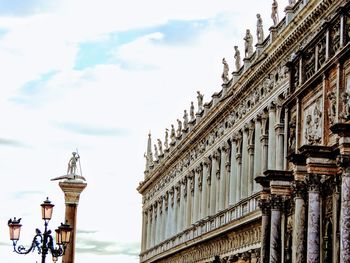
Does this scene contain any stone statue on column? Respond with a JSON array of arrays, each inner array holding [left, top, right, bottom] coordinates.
[[256, 14, 264, 44], [197, 91, 204, 112], [190, 101, 195, 120], [183, 110, 189, 130], [244, 29, 254, 58], [271, 0, 279, 26], [221, 57, 230, 84], [176, 119, 182, 137], [234, 46, 241, 71]]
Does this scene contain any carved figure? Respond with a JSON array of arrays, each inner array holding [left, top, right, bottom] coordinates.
[[154, 144, 159, 161], [183, 110, 189, 130], [234, 46, 241, 71], [176, 119, 182, 137], [157, 139, 163, 155], [288, 116, 296, 153], [244, 29, 254, 58], [197, 91, 204, 112], [340, 91, 350, 121], [170, 125, 176, 144], [164, 128, 169, 149], [67, 152, 79, 175], [256, 14, 264, 44], [190, 101, 195, 120], [305, 101, 322, 145], [327, 91, 337, 125], [271, 0, 279, 26], [288, 0, 296, 5], [221, 57, 229, 84]]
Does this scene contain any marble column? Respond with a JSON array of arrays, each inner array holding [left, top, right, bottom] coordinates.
[[186, 174, 193, 227], [259, 200, 270, 263], [151, 202, 157, 248], [241, 126, 249, 199], [261, 114, 268, 174], [215, 150, 221, 213], [229, 137, 238, 205], [275, 123, 284, 170], [59, 180, 87, 263], [292, 182, 306, 263], [340, 171, 350, 263], [219, 142, 229, 210], [201, 158, 210, 218], [156, 198, 162, 245], [141, 210, 147, 251], [166, 189, 173, 239], [210, 153, 219, 215], [174, 183, 180, 234], [147, 206, 152, 249], [161, 195, 167, 242], [269, 195, 282, 263], [236, 132, 243, 202], [248, 123, 255, 196], [253, 116, 262, 192], [193, 167, 200, 223], [268, 103, 276, 170], [306, 176, 321, 263], [180, 178, 187, 231]]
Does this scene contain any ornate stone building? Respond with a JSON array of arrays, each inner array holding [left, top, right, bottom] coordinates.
[[137, 0, 350, 262]]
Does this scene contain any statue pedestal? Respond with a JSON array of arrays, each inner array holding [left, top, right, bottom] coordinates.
[[284, 5, 294, 25], [59, 180, 87, 263], [269, 26, 278, 42]]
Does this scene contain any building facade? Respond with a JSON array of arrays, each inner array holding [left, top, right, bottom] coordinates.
[[137, 0, 350, 262]]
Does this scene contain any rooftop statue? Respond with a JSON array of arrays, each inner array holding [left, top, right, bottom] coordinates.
[[157, 139, 163, 155], [170, 124, 176, 143], [164, 128, 169, 149], [183, 110, 189, 130], [177, 119, 182, 137], [271, 0, 279, 26], [288, 0, 296, 6], [190, 101, 195, 120], [244, 29, 254, 58], [221, 58, 229, 84], [51, 151, 86, 181], [197, 91, 204, 112], [256, 14, 264, 44], [234, 46, 241, 71], [154, 144, 159, 161]]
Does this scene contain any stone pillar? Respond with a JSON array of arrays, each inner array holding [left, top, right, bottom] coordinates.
[[165, 190, 171, 239], [175, 183, 180, 234], [268, 103, 276, 170], [161, 195, 167, 242], [269, 195, 282, 263], [215, 150, 221, 213], [180, 177, 187, 231], [236, 133, 243, 202], [253, 116, 262, 192], [259, 200, 270, 263], [275, 123, 284, 170], [219, 142, 229, 210], [141, 210, 147, 251], [306, 175, 321, 263], [330, 123, 350, 263], [59, 180, 87, 263], [292, 181, 306, 263], [229, 137, 238, 205], [146, 206, 152, 249], [261, 114, 268, 174], [156, 198, 162, 245], [241, 126, 249, 199], [248, 123, 255, 196], [193, 167, 200, 223], [186, 174, 193, 227], [201, 158, 210, 218], [210, 153, 219, 215], [150, 203, 156, 248]]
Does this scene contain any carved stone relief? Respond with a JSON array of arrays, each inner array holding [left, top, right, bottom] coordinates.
[[303, 98, 323, 145]]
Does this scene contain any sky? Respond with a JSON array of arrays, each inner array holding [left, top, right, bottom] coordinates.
[[0, 0, 289, 262]]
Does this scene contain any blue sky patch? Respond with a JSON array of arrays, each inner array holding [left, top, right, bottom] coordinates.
[[21, 70, 57, 95], [56, 122, 129, 137], [0, 0, 54, 16], [74, 19, 209, 70]]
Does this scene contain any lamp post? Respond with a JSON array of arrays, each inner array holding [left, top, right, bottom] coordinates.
[[8, 197, 72, 263]]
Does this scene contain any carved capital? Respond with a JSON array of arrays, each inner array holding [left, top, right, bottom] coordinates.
[[306, 174, 322, 192], [269, 195, 284, 210]]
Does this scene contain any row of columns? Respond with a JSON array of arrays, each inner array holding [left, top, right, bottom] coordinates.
[[141, 103, 285, 251], [257, 123, 350, 263]]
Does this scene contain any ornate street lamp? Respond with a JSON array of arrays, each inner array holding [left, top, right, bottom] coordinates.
[[8, 197, 72, 263]]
